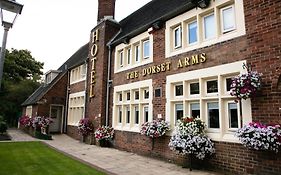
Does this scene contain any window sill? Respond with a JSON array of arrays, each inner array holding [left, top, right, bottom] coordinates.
[[70, 78, 86, 85]]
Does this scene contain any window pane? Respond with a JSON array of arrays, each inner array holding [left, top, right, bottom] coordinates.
[[127, 92, 130, 101], [190, 82, 199, 95], [135, 45, 140, 62], [118, 107, 122, 123], [144, 106, 149, 122], [126, 106, 130, 124], [228, 103, 238, 128], [188, 21, 197, 44], [120, 51, 123, 66], [143, 40, 150, 58], [175, 84, 183, 96], [222, 7, 235, 32], [191, 103, 200, 118], [207, 80, 218, 93], [226, 78, 232, 92], [175, 104, 183, 121], [119, 93, 122, 102], [135, 106, 139, 124], [135, 91, 139, 100], [208, 102, 219, 128], [174, 27, 182, 48], [127, 48, 131, 64], [204, 14, 215, 39], [144, 89, 149, 99]]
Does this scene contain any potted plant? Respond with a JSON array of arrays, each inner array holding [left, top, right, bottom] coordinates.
[[235, 122, 281, 153], [94, 126, 114, 147], [77, 118, 94, 144], [31, 116, 53, 140], [169, 117, 215, 170], [140, 118, 170, 149]]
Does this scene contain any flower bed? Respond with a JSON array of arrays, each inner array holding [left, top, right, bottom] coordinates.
[[236, 122, 281, 153]]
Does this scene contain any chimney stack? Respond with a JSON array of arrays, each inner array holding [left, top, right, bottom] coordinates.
[[98, 0, 116, 22]]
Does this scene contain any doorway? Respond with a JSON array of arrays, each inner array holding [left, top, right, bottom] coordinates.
[[49, 105, 63, 133]]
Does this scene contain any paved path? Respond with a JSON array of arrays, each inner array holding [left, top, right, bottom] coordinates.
[[7, 129, 221, 175]]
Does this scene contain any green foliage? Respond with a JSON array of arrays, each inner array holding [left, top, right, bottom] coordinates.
[[0, 116, 7, 133], [0, 48, 44, 126], [0, 142, 106, 175]]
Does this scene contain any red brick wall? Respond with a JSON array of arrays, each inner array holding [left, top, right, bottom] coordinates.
[[109, 0, 281, 174], [97, 0, 115, 22], [67, 125, 80, 140]]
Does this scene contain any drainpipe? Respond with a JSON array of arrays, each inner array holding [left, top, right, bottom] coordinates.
[[105, 29, 122, 126], [64, 70, 70, 133]]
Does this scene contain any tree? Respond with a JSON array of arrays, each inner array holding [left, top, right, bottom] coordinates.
[[0, 48, 44, 126]]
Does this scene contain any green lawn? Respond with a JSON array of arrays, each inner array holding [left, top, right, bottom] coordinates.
[[0, 142, 106, 175]]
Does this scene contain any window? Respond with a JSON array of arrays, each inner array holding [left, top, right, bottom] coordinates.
[[190, 103, 200, 118], [190, 82, 199, 95], [221, 5, 236, 33], [188, 21, 198, 44], [127, 48, 131, 65], [113, 80, 152, 131], [228, 103, 238, 128], [68, 92, 85, 126], [126, 92, 130, 101], [226, 78, 233, 92], [166, 0, 245, 58], [70, 64, 86, 84], [144, 89, 149, 99], [118, 106, 122, 124], [143, 40, 150, 59], [135, 45, 140, 62], [126, 106, 130, 124], [81, 64, 86, 78], [25, 106, 32, 117], [119, 93, 122, 102], [204, 13, 216, 40], [119, 51, 124, 67], [135, 90, 139, 100], [135, 105, 139, 124], [166, 61, 251, 141], [207, 80, 218, 93], [207, 102, 219, 129], [144, 106, 149, 123], [175, 103, 183, 121], [174, 26, 182, 48], [175, 84, 183, 96]]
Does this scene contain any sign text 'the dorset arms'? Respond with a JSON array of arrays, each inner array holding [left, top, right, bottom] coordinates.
[[126, 53, 207, 80]]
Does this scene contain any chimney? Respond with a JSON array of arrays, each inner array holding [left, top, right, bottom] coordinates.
[[98, 0, 116, 22]]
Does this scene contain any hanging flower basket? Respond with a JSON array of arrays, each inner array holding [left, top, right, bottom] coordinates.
[[140, 119, 170, 138], [235, 122, 281, 153], [77, 118, 94, 137], [230, 71, 262, 100]]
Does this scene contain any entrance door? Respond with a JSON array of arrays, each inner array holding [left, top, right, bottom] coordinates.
[[49, 105, 63, 133]]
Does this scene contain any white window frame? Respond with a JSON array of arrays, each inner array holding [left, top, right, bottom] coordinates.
[[173, 25, 182, 49], [166, 61, 252, 142], [226, 101, 240, 131], [187, 20, 198, 45], [119, 50, 124, 68], [67, 91, 85, 126], [220, 5, 236, 34], [203, 13, 216, 40], [127, 48, 131, 65], [143, 40, 150, 59], [70, 64, 86, 85]]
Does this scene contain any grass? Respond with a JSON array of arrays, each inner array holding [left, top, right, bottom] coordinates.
[[0, 141, 106, 175]]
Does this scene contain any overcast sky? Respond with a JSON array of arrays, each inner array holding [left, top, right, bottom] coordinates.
[[0, 0, 151, 73]]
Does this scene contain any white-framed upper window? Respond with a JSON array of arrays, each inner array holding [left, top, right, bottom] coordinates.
[[143, 40, 150, 59], [135, 44, 140, 62], [174, 26, 182, 49], [70, 64, 87, 84], [127, 48, 131, 65], [175, 84, 183, 96], [119, 51, 124, 67], [188, 21, 198, 44], [221, 5, 236, 33], [203, 13, 216, 40], [165, 0, 246, 58]]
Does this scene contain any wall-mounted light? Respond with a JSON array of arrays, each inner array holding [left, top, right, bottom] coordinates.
[[191, 0, 211, 9]]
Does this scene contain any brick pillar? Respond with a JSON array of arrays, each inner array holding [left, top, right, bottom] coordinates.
[[98, 0, 116, 22]]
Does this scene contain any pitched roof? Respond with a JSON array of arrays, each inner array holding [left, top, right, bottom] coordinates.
[[111, 0, 195, 46], [22, 43, 89, 106]]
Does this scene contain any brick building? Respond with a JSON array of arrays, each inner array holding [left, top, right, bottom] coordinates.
[[23, 0, 281, 174]]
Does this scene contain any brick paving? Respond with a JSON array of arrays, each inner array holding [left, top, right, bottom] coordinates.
[[7, 129, 222, 175]]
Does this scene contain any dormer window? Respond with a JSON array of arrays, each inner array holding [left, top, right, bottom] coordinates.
[[45, 70, 60, 84]]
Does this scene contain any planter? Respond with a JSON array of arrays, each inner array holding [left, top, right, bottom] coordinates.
[[34, 131, 52, 140], [98, 139, 110, 147]]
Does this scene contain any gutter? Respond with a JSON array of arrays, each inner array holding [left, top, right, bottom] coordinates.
[[105, 29, 122, 126], [64, 70, 70, 133]]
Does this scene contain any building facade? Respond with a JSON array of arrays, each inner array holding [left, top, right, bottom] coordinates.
[[23, 0, 281, 174]]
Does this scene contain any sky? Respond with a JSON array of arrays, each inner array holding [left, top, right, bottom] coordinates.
[[0, 0, 151, 73]]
